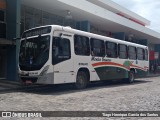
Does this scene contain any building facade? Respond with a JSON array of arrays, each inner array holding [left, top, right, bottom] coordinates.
[[0, 0, 20, 80], [1, 0, 160, 81]]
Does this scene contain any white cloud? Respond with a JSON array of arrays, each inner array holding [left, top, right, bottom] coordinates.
[[112, 0, 160, 33]]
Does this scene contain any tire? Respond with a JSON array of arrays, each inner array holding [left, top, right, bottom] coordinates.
[[75, 71, 88, 89], [127, 70, 135, 83]]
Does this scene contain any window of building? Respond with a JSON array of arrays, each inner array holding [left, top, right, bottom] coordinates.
[[119, 44, 128, 59], [52, 37, 71, 65], [74, 35, 90, 56], [34, 9, 42, 27], [144, 49, 148, 61], [0, 0, 6, 22], [21, 6, 25, 35], [21, 5, 76, 34], [51, 15, 64, 26], [0, 22, 6, 38], [90, 38, 105, 57], [42, 11, 51, 25], [106, 41, 117, 58], [137, 48, 144, 60], [25, 7, 34, 29], [128, 46, 136, 60], [0, 10, 5, 21], [0, 9, 6, 38]]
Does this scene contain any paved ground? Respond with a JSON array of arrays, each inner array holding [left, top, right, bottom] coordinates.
[[0, 76, 160, 120]]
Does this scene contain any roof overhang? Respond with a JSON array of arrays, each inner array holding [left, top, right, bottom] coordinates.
[[22, 0, 160, 44], [87, 0, 150, 26]]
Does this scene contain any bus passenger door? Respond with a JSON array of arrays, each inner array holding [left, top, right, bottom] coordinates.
[[52, 35, 74, 84]]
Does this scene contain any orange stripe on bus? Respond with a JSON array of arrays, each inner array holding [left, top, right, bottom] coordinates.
[[92, 62, 129, 70], [92, 62, 148, 71], [130, 65, 146, 71]]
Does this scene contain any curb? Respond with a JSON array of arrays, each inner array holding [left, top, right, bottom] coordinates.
[[0, 85, 45, 93]]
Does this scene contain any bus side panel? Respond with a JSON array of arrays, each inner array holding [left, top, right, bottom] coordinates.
[[135, 60, 149, 78], [37, 72, 54, 84], [73, 56, 100, 82], [91, 58, 129, 81]]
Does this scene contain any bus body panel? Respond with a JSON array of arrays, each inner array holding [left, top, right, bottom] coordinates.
[[19, 25, 149, 85], [73, 55, 100, 81], [91, 57, 129, 81]]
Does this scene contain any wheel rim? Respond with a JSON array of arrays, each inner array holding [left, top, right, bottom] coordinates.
[[77, 75, 84, 87], [76, 72, 88, 89]]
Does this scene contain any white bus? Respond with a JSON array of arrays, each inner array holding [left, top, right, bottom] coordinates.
[[18, 25, 149, 89]]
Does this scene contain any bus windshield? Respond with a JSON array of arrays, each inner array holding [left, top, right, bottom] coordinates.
[[19, 35, 50, 71]]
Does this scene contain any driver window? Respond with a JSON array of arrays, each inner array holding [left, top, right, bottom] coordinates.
[[52, 37, 71, 65]]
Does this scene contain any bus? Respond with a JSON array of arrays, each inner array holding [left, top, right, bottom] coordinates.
[[18, 25, 149, 89]]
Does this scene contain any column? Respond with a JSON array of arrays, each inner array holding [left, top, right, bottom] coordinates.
[[6, 0, 21, 80]]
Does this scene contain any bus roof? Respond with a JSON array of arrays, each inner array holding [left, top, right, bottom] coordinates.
[[25, 25, 148, 49]]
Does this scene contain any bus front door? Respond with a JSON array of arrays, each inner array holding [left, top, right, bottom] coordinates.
[[52, 36, 74, 84]]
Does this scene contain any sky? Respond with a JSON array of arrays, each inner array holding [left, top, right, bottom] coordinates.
[[112, 0, 160, 33]]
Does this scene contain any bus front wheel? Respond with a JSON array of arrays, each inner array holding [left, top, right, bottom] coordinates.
[[127, 70, 135, 83], [75, 71, 88, 89]]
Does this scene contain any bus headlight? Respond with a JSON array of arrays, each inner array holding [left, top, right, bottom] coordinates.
[[39, 65, 49, 76], [19, 71, 29, 76]]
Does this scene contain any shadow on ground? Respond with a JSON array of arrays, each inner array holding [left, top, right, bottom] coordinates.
[[0, 78, 152, 95]]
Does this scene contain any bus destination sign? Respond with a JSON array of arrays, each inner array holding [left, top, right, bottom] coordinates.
[[22, 26, 51, 38]]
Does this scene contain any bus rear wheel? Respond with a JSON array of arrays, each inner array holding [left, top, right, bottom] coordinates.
[[75, 71, 88, 89], [127, 70, 135, 83]]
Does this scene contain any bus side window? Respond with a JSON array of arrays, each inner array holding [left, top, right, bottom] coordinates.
[[74, 35, 90, 56], [106, 41, 117, 58], [52, 37, 71, 65], [137, 48, 144, 60], [90, 38, 105, 57], [118, 44, 128, 59], [128, 46, 136, 60]]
